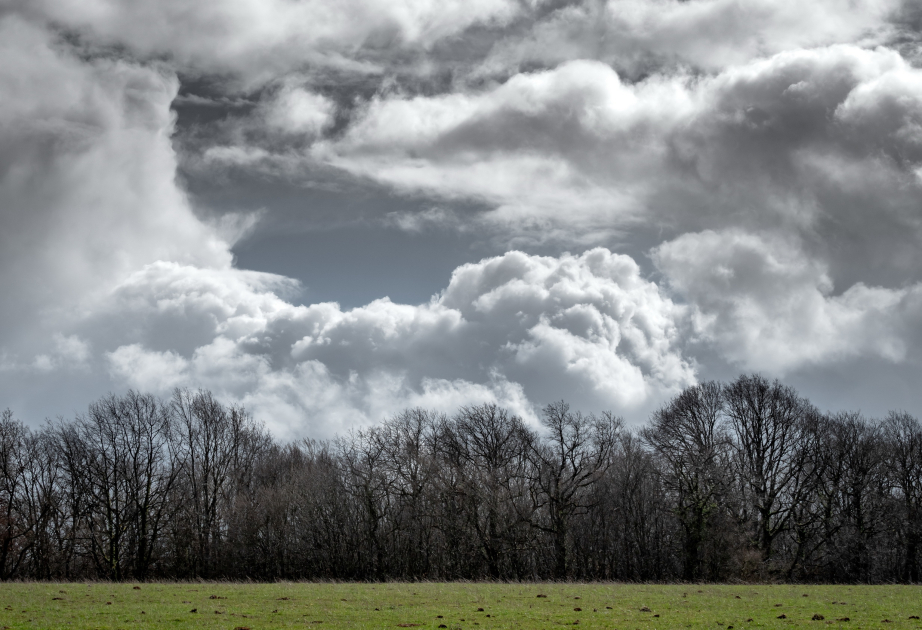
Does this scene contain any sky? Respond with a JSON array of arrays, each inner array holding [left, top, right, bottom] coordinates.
[[2, 0, 922, 439]]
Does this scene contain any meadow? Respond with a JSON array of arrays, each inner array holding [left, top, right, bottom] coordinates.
[[0, 583, 920, 630]]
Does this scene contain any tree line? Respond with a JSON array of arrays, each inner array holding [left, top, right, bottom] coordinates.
[[1, 374, 921, 582]]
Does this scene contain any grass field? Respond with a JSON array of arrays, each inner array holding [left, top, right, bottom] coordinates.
[[0, 582, 920, 630]]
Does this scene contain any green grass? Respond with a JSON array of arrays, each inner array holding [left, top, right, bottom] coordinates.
[[1, 582, 921, 630]]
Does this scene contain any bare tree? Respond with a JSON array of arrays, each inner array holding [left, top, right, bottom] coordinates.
[[820, 413, 885, 581], [171, 388, 265, 578], [286, 440, 357, 578], [16, 427, 62, 579], [438, 403, 536, 579], [55, 392, 178, 580], [724, 374, 817, 566], [0, 410, 33, 578], [777, 409, 832, 580], [642, 381, 731, 580], [377, 408, 442, 578], [881, 411, 922, 583], [336, 426, 395, 580], [530, 401, 621, 579], [585, 431, 673, 580]]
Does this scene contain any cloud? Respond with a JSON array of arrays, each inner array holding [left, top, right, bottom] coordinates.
[[28, 0, 524, 86], [311, 45, 922, 277], [653, 229, 922, 373], [146, 3, 921, 265], [5, 13, 695, 435], [383, 207, 465, 233], [26, 0, 904, 90], [31, 334, 91, 373], [108, 339, 537, 439], [5, 1, 922, 433], [107, 344, 189, 391], [0, 15, 231, 358], [476, 0, 902, 78], [311, 58, 688, 243], [93, 248, 693, 436], [262, 84, 336, 137], [437, 248, 695, 404]]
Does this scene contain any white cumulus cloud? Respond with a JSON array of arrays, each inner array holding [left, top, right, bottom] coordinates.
[[94, 248, 694, 437], [653, 229, 922, 373]]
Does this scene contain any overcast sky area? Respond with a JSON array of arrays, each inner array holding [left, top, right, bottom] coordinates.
[[2, 0, 922, 438]]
